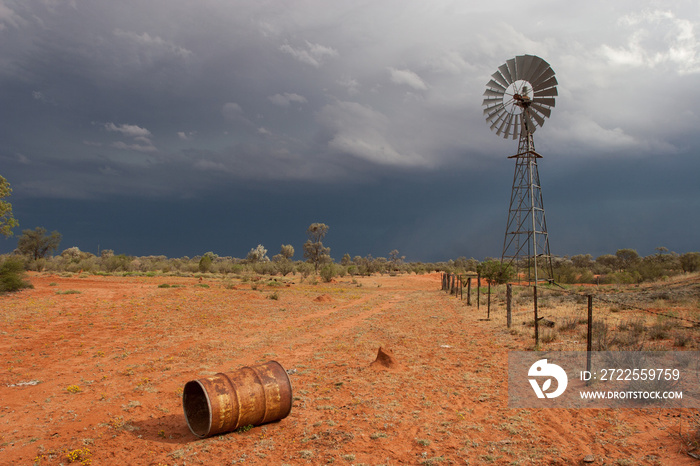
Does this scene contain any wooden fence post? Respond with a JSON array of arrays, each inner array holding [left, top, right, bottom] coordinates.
[[506, 284, 512, 328], [467, 277, 472, 306], [586, 294, 593, 384], [477, 273, 481, 310], [487, 281, 491, 319], [533, 285, 539, 347]]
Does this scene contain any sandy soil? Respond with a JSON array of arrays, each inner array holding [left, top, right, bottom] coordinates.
[[1, 272, 698, 465]]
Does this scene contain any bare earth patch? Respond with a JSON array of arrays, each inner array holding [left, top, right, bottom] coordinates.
[[1, 272, 698, 464]]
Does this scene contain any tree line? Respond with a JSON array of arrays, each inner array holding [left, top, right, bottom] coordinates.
[[1, 177, 699, 291]]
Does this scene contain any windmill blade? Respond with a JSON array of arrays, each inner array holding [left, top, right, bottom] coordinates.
[[503, 113, 515, 138], [528, 108, 545, 127], [483, 88, 505, 98], [531, 70, 556, 90], [515, 55, 533, 81], [485, 106, 504, 122], [482, 97, 502, 108], [512, 113, 521, 139], [496, 112, 511, 137], [533, 86, 558, 97], [530, 102, 552, 118], [483, 103, 503, 115], [486, 79, 506, 91], [532, 97, 556, 107], [522, 55, 538, 80], [524, 58, 550, 84], [491, 70, 509, 89], [485, 104, 505, 122], [506, 58, 517, 83], [522, 111, 537, 134], [498, 63, 513, 84], [490, 111, 507, 131]]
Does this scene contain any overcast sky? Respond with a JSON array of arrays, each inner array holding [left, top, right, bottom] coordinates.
[[1, 0, 698, 261]]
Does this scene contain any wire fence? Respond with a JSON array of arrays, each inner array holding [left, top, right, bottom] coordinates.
[[440, 272, 700, 348]]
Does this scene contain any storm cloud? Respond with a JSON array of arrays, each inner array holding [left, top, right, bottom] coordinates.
[[0, 0, 698, 260]]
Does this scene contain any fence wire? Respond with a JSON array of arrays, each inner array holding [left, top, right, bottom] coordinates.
[[440, 273, 700, 326]]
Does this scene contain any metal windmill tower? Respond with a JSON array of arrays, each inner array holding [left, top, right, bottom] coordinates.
[[482, 55, 557, 284]]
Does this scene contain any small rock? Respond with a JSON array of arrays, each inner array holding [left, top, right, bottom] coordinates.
[[583, 454, 595, 463]]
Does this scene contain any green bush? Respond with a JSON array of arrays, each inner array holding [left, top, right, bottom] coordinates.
[[198, 254, 213, 273], [0, 258, 33, 292], [320, 263, 343, 282]]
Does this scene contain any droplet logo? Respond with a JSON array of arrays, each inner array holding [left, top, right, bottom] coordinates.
[[528, 359, 568, 399]]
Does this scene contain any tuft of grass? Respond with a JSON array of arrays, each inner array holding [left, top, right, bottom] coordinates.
[[540, 328, 557, 343], [268, 291, 280, 300], [673, 331, 691, 347], [558, 316, 579, 332], [56, 289, 81, 295], [649, 321, 671, 340]]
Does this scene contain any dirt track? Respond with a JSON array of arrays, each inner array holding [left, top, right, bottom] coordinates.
[[1, 272, 698, 464]]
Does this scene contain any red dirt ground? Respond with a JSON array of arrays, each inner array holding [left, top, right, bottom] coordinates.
[[1, 272, 698, 465]]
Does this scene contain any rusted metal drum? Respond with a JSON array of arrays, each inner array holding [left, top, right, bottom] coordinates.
[[182, 360, 293, 438]]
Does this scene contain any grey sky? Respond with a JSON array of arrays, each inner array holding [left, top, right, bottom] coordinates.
[[0, 0, 698, 260]]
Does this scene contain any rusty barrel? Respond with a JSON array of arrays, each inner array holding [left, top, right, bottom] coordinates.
[[182, 360, 293, 438]]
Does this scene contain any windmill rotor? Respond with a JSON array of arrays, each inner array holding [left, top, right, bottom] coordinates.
[[482, 55, 557, 139]]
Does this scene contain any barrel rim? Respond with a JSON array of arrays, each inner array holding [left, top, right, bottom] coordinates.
[[182, 379, 213, 438]]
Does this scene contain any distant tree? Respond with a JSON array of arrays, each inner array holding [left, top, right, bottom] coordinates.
[[272, 245, 295, 276], [17, 227, 62, 260], [388, 249, 405, 270], [571, 254, 593, 269], [246, 244, 269, 263], [615, 249, 640, 271], [280, 244, 294, 260], [0, 175, 19, 238], [340, 253, 352, 266], [303, 223, 330, 271], [477, 260, 514, 285], [198, 252, 215, 273], [680, 252, 700, 273], [596, 254, 618, 272]]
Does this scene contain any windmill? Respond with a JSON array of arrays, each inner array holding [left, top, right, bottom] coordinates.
[[482, 55, 557, 285]]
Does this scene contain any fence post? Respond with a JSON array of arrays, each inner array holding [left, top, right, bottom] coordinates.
[[487, 281, 491, 319], [441, 273, 445, 290], [506, 284, 512, 329], [467, 277, 472, 306], [533, 285, 539, 347], [477, 273, 481, 310], [586, 294, 593, 385]]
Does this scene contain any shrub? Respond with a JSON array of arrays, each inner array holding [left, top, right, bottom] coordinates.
[[296, 262, 314, 278], [320, 263, 343, 283], [0, 258, 33, 292], [198, 254, 213, 273]]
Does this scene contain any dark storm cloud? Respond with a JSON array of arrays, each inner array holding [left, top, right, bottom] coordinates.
[[0, 0, 698, 259]]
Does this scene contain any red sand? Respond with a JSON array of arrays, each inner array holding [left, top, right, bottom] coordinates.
[[1, 272, 698, 464]]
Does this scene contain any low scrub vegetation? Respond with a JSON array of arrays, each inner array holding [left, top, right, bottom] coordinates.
[[1, 240, 698, 289]]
